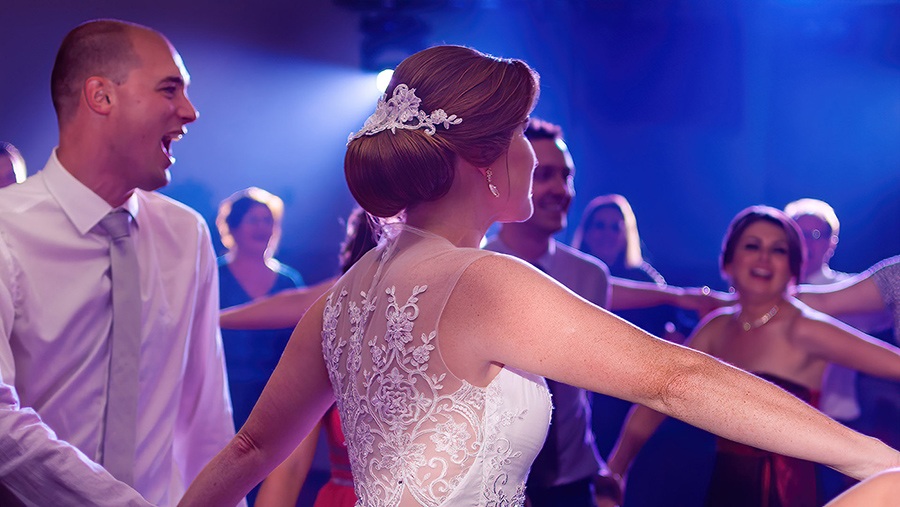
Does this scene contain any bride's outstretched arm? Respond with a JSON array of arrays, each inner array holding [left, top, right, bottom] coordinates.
[[180, 296, 335, 507], [606, 317, 718, 480], [445, 254, 900, 481]]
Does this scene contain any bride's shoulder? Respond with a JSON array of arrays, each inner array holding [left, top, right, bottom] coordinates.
[[453, 252, 548, 298]]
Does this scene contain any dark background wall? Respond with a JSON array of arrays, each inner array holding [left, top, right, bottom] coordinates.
[[2, 0, 898, 288]]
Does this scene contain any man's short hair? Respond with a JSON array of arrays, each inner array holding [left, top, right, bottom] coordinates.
[[50, 19, 143, 123], [524, 118, 563, 141], [784, 198, 840, 237]]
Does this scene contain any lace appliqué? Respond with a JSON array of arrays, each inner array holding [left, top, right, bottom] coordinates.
[[322, 282, 533, 507], [348, 84, 462, 143], [481, 381, 529, 507]]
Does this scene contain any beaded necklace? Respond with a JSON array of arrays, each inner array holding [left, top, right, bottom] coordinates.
[[738, 304, 780, 332]]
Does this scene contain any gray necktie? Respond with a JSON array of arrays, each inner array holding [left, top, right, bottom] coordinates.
[[98, 210, 141, 486]]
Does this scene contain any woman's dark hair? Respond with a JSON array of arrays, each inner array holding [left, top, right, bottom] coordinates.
[[216, 187, 284, 256], [339, 207, 378, 273]]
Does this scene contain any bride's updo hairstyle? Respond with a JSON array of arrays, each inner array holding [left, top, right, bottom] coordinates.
[[345, 45, 540, 218]]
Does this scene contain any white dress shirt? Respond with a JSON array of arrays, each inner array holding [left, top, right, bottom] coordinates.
[[0, 151, 237, 506], [0, 358, 151, 506]]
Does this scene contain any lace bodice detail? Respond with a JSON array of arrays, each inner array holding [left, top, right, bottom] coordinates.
[[321, 226, 551, 507]]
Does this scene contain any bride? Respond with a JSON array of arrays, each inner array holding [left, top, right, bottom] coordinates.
[[178, 45, 900, 507]]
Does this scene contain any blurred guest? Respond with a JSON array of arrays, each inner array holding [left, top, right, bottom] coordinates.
[[785, 198, 845, 285], [573, 194, 662, 284], [785, 199, 897, 502], [609, 206, 900, 507], [572, 194, 692, 479], [785, 198, 857, 419], [216, 187, 303, 505], [485, 118, 620, 507], [0, 141, 26, 187], [215, 187, 303, 428], [573, 193, 686, 339], [784, 198, 893, 336]]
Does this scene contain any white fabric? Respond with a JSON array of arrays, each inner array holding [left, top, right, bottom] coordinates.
[[322, 225, 551, 507], [0, 372, 151, 506], [0, 150, 236, 506]]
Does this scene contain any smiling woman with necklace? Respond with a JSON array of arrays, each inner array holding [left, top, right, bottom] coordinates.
[[608, 205, 900, 507]]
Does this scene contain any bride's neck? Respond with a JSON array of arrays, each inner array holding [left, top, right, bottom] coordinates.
[[405, 204, 490, 249]]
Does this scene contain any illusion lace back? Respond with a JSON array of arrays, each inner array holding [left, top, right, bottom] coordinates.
[[321, 225, 551, 507]]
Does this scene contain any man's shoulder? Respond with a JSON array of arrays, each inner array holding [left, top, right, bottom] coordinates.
[[554, 242, 609, 274]]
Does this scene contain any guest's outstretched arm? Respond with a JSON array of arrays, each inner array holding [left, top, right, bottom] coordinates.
[[254, 419, 322, 507], [798, 275, 884, 316], [606, 404, 667, 479], [220, 278, 336, 330], [799, 255, 900, 316], [609, 277, 733, 316]]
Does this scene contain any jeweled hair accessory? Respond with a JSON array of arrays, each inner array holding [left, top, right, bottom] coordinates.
[[347, 84, 462, 143]]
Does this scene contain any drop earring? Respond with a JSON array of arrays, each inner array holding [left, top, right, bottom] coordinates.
[[486, 168, 500, 198]]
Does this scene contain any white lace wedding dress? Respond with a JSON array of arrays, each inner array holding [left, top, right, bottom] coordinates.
[[321, 225, 551, 507]]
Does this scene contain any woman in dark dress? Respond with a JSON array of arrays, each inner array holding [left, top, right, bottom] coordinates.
[[215, 187, 304, 430], [608, 206, 900, 507]]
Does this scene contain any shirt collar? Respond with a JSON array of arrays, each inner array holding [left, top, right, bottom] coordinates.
[[43, 148, 141, 235]]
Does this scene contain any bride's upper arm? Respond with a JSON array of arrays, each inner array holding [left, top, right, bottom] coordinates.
[[444, 253, 696, 405]]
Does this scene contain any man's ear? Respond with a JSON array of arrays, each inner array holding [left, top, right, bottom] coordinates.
[[84, 77, 113, 115]]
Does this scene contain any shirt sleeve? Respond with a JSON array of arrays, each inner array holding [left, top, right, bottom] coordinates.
[[0, 229, 18, 386], [0, 384, 153, 506], [173, 219, 245, 504], [871, 255, 900, 345], [872, 255, 900, 308], [0, 231, 151, 507]]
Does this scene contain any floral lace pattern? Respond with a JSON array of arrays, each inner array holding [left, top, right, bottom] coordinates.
[[322, 266, 548, 507], [347, 84, 463, 143]]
